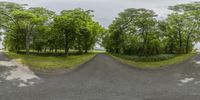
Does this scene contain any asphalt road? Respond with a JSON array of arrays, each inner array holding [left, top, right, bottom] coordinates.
[[1, 52, 200, 100]]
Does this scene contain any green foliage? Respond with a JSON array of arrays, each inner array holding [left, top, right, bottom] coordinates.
[[111, 53, 195, 68], [113, 54, 176, 62], [104, 8, 161, 56], [169, 2, 200, 12], [0, 2, 105, 55], [53, 8, 104, 54], [1, 1, 199, 59], [103, 2, 200, 57]]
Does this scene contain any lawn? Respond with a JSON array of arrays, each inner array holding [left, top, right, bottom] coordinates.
[[5, 52, 96, 70], [110, 53, 196, 69]]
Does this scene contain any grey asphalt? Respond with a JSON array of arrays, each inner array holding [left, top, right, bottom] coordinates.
[[1, 52, 200, 100]]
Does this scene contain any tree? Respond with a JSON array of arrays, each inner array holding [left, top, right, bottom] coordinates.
[[0, 2, 25, 31], [1, 2, 199, 56], [53, 10, 77, 55], [12, 10, 37, 54], [106, 8, 137, 54], [158, 20, 177, 54], [166, 13, 186, 53], [169, 2, 200, 12], [82, 22, 104, 53], [53, 8, 104, 55], [105, 8, 160, 56], [1, 2, 54, 54], [168, 2, 200, 53], [29, 7, 55, 53], [133, 9, 158, 56]]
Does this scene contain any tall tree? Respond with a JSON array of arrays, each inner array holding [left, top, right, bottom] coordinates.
[[168, 2, 200, 53], [105, 8, 159, 56], [53, 9, 81, 55]]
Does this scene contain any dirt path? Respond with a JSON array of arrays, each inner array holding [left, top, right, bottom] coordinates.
[[1, 53, 200, 100]]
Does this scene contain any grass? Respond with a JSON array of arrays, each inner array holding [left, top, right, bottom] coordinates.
[[90, 50, 106, 53], [5, 52, 96, 70], [110, 53, 196, 69], [113, 54, 176, 62]]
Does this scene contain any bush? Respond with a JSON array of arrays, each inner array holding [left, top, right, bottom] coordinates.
[[114, 54, 176, 62]]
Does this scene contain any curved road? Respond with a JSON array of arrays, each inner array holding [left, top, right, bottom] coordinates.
[[1, 52, 200, 100]]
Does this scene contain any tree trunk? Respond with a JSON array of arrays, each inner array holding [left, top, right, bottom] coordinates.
[[179, 36, 182, 53], [178, 29, 182, 54], [115, 48, 119, 54], [55, 46, 57, 53], [170, 43, 173, 54], [44, 48, 46, 53], [84, 49, 88, 53], [65, 46, 69, 55], [78, 43, 82, 54], [186, 33, 191, 53], [26, 32, 30, 55], [64, 33, 68, 55]]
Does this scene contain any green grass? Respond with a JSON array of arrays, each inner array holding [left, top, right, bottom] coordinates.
[[5, 52, 96, 70], [110, 53, 196, 69], [90, 50, 106, 53], [113, 54, 176, 62]]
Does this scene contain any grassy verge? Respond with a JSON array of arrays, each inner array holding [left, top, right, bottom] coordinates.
[[5, 52, 96, 70], [109, 53, 196, 69]]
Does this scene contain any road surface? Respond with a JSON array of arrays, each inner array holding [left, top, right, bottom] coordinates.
[[1, 52, 200, 100]]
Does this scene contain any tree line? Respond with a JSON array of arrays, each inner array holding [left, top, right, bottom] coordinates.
[[102, 2, 200, 56], [0, 2, 200, 56], [0, 2, 105, 55]]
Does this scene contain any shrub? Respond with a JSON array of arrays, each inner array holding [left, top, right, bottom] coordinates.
[[114, 54, 176, 62]]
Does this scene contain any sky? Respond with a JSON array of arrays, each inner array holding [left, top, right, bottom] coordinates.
[[1, 0, 199, 27], [0, 0, 199, 49]]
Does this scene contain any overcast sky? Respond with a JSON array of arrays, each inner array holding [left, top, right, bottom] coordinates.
[[1, 0, 199, 27], [0, 0, 199, 49]]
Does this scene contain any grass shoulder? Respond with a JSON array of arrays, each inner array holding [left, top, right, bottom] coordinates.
[[5, 51, 97, 70], [109, 53, 196, 69]]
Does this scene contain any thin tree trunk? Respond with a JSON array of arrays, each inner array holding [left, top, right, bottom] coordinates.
[[64, 33, 67, 54], [44, 48, 46, 53], [64, 33, 69, 55], [179, 35, 182, 53], [178, 28, 182, 54], [186, 38, 190, 53], [55, 46, 57, 53], [26, 32, 30, 55], [84, 49, 88, 53], [186, 32, 191, 53], [170, 43, 173, 54]]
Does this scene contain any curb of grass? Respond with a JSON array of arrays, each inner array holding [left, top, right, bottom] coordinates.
[[29, 54, 98, 75], [107, 53, 197, 70], [106, 53, 155, 71], [3, 51, 98, 75]]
